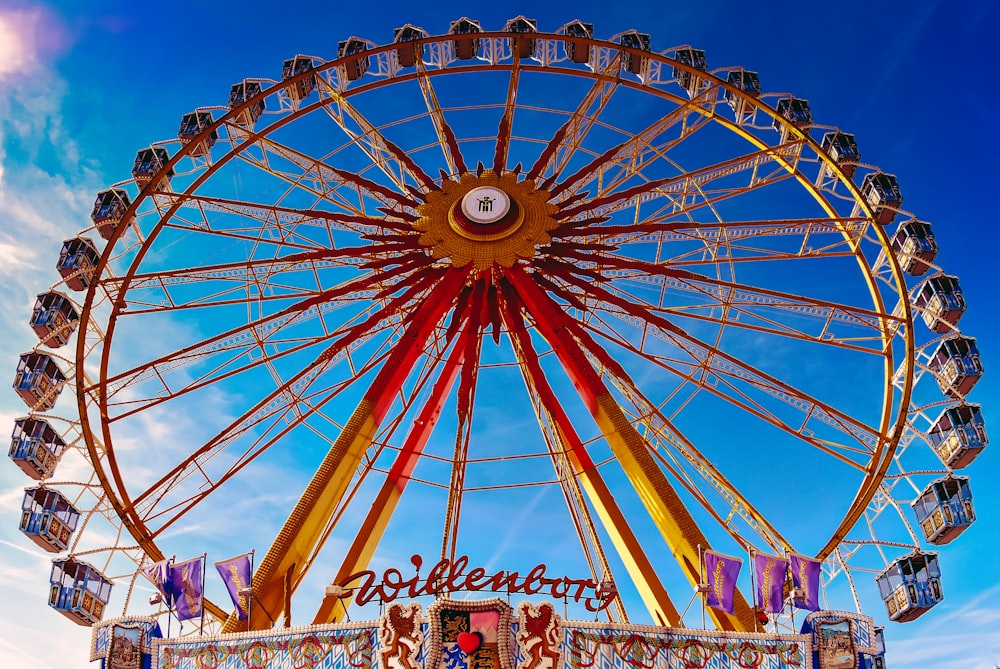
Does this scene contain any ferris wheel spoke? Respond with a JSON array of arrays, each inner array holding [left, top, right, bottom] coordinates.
[[136, 349, 394, 535], [591, 260, 899, 350], [123, 273, 452, 526], [551, 87, 716, 201], [227, 268, 467, 632], [503, 265, 756, 632], [415, 61, 466, 175], [238, 132, 422, 215], [98, 262, 440, 420], [540, 267, 884, 462], [552, 140, 805, 226], [315, 76, 440, 195], [152, 190, 406, 241], [99, 248, 391, 315], [312, 325, 470, 624], [502, 297, 679, 626], [605, 372, 797, 553], [535, 56, 622, 184]]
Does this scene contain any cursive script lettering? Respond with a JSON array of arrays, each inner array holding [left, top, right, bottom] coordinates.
[[713, 559, 727, 606], [338, 554, 614, 611]]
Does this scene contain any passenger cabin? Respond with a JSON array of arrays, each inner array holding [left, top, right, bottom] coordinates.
[[30, 291, 79, 347], [504, 16, 538, 59], [618, 30, 651, 76], [177, 111, 217, 158], [392, 26, 425, 68], [725, 70, 762, 121], [672, 48, 707, 97], [891, 219, 938, 276], [9, 416, 67, 480], [228, 80, 265, 128], [861, 172, 902, 225], [90, 188, 131, 240], [915, 274, 965, 334], [562, 20, 594, 64], [928, 404, 987, 469], [911, 476, 974, 545], [774, 97, 812, 137], [876, 552, 942, 622], [20, 487, 80, 553], [927, 336, 983, 399], [49, 558, 112, 625], [821, 132, 860, 180], [449, 18, 482, 61], [338, 38, 370, 81], [13, 352, 66, 411], [281, 56, 317, 103], [131, 147, 173, 190], [56, 237, 100, 291], [872, 627, 886, 669]]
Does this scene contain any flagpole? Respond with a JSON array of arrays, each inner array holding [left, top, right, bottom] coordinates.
[[248, 549, 255, 631], [199, 553, 208, 636], [167, 556, 175, 639], [786, 551, 796, 632], [698, 544, 706, 630], [748, 548, 759, 633]]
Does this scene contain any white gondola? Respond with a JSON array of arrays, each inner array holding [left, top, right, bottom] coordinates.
[[392, 26, 426, 69], [131, 147, 174, 191], [49, 558, 112, 625], [891, 219, 938, 276], [337, 38, 370, 81], [177, 111, 217, 158], [90, 188, 131, 240], [927, 404, 987, 468], [673, 48, 707, 96], [448, 17, 482, 61], [927, 336, 983, 399], [861, 172, 902, 225], [618, 30, 650, 75], [228, 80, 265, 128], [724, 70, 761, 122], [29, 291, 79, 347], [875, 552, 943, 622], [13, 352, 66, 411], [504, 17, 538, 59], [20, 487, 80, 553], [56, 237, 100, 291], [914, 274, 965, 334], [9, 417, 67, 480], [821, 131, 860, 179], [562, 20, 594, 64], [911, 476, 974, 545], [281, 56, 317, 102]]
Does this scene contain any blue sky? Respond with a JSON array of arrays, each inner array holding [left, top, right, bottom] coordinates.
[[1, 1, 999, 668]]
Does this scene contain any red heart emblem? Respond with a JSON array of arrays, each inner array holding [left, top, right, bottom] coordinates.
[[456, 631, 483, 654]]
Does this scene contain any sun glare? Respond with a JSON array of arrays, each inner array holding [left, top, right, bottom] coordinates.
[[0, 10, 37, 80]]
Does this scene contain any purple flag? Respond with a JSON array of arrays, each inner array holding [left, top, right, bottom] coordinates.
[[215, 553, 252, 620], [704, 550, 742, 614], [789, 553, 821, 611], [169, 557, 205, 621], [754, 553, 789, 614], [142, 559, 174, 606]]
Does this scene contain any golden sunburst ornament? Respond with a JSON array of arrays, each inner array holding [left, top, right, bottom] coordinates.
[[414, 171, 559, 269]]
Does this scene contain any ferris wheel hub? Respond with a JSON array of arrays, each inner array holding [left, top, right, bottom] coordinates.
[[460, 186, 512, 225], [415, 171, 559, 269], [450, 186, 523, 241]]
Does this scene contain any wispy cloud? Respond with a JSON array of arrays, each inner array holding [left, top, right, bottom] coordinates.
[[889, 583, 1000, 668], [0, 5, 70, 84]]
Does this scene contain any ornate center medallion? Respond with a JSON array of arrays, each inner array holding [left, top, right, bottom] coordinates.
[[415, 171, 558, 269]]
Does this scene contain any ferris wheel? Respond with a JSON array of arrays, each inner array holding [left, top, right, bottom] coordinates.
[[10, 17, 986, 637]]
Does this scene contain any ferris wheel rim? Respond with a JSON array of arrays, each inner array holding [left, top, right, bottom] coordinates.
[[65, 26, 917, 631]]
